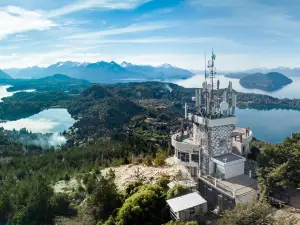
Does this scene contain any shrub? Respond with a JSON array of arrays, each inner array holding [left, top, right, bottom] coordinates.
[[64, 172, 71, 181], [51, 193, 70, 216], [143, 155, 153, 166], [167, 184, 191, 199], [153, 149, 167, 167]]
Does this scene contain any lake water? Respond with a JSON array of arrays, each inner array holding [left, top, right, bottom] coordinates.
[[175, 75, 300, 99], [0, 82, 299, 143], [0, 85, 35, 102], [175, 75, 300, 143], [236, 108, 300, 143], [0, 108, 75, 133]]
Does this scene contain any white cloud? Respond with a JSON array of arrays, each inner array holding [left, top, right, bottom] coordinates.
[[48, 0, 152, 18], [64, 22, 173, 39], [0, 6, 55, 40]]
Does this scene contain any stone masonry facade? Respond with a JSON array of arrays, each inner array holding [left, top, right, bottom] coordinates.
[[208, 125, 235, 157], [197, 124, 235, 175]]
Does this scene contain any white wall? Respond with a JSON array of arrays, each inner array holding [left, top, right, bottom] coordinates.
[[178, 203, 207, 221], [209, 160, 215, 175], [224, 162, 245, 179], [236, 191, 257, 204]]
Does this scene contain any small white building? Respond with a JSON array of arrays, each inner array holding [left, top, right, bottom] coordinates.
[[211, 153, 246, 179], [167, 192, 207, 221]]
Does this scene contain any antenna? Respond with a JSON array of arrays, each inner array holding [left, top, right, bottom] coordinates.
[[204, 52, 207, 80]]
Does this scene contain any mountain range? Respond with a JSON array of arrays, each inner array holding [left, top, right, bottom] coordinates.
[[3, 61, 195, 83]]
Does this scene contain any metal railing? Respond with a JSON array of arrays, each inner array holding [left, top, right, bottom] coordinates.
[[200, 175, 257, 198]]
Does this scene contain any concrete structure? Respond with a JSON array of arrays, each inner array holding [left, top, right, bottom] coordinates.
[[171, 52, 257, 213], [167, 192, 207, 221]]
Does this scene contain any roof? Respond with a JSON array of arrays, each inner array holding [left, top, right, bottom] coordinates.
[[166, 192, 207, 212], [212, 153, 245, 166]]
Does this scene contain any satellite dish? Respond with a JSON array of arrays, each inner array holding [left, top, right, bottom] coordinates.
[[192, 96, 196, 101], [220, 101, 229, 111]]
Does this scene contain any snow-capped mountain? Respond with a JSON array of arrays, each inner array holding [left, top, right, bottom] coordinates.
[[120, 61, 194, 80], [3, 61, 195, 83]]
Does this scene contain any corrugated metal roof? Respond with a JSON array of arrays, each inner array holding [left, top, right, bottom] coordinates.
[[166, 192, 207, 212]]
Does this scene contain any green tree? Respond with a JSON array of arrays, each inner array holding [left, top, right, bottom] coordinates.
[[163, 221, 198, 225], [64, 172, 71, 181], [124, 180, 144, 199], [11, 177, 54, 225], [217, 201, 298, 225], [87, 176, 122, 221], [257, 135, 300, 199], [114, 184, 169, 225], [51, 193, 70, 216], [167, 184, 191, 199]]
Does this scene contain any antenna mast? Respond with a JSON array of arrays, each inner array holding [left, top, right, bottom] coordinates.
[[207, 50, 217, 117]]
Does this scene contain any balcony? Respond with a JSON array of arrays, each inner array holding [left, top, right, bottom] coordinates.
[[171, 133, 199, 152], [232, 127, 253, 155], [232, 127, 253, 144]]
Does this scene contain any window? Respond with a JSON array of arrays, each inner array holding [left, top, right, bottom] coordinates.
[[179, 152, 189, 162], [191, 154, 199, 162]]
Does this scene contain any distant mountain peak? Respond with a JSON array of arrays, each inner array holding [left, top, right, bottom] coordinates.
[[120, 61, 133, 67], [158, 63, 175, 69], [52, 61, 87, 68]]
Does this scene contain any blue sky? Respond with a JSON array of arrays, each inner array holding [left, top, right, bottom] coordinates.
[[0, 0, 300, 71]]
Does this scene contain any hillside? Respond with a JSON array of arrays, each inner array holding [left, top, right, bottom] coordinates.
[[0, 74, 91, 93], [0, 69, 12, 79], [3, 61, 195, 82], [239, 72, 293, 91]]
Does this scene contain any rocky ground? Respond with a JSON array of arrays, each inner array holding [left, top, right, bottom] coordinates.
[[53, 157, 195, 193]]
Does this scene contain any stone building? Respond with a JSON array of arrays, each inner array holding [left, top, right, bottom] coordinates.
[[171, 52, 257, 214]]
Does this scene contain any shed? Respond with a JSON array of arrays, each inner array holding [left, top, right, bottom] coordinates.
[[212, 153, 246, 179], [166, 192, 207, 221]]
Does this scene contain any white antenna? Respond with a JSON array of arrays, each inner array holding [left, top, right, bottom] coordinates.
[[184, 103, 188, 119]]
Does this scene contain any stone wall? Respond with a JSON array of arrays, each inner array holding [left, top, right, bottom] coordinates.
[[208, 125, 235, 157]]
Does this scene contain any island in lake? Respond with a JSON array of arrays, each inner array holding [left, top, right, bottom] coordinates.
[[238, 72, 293, 91]]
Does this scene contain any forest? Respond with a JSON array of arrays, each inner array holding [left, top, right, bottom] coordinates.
[[0, 80, 300, 224]]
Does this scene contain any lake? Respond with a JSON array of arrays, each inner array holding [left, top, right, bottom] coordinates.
[[175, 75, 300, 99], [175, 75, 300, 143], [0, 108, 75, 133], [236, 108, 300, 143], [0, 82, 299, 143], [0, 85, 35, 102]]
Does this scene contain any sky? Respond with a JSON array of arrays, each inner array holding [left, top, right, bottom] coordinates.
[[0, 0, 300, 71]]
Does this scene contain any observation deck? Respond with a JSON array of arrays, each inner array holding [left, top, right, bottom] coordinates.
[[232, 127, 253, 155], [171, 132, 201, 169]]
